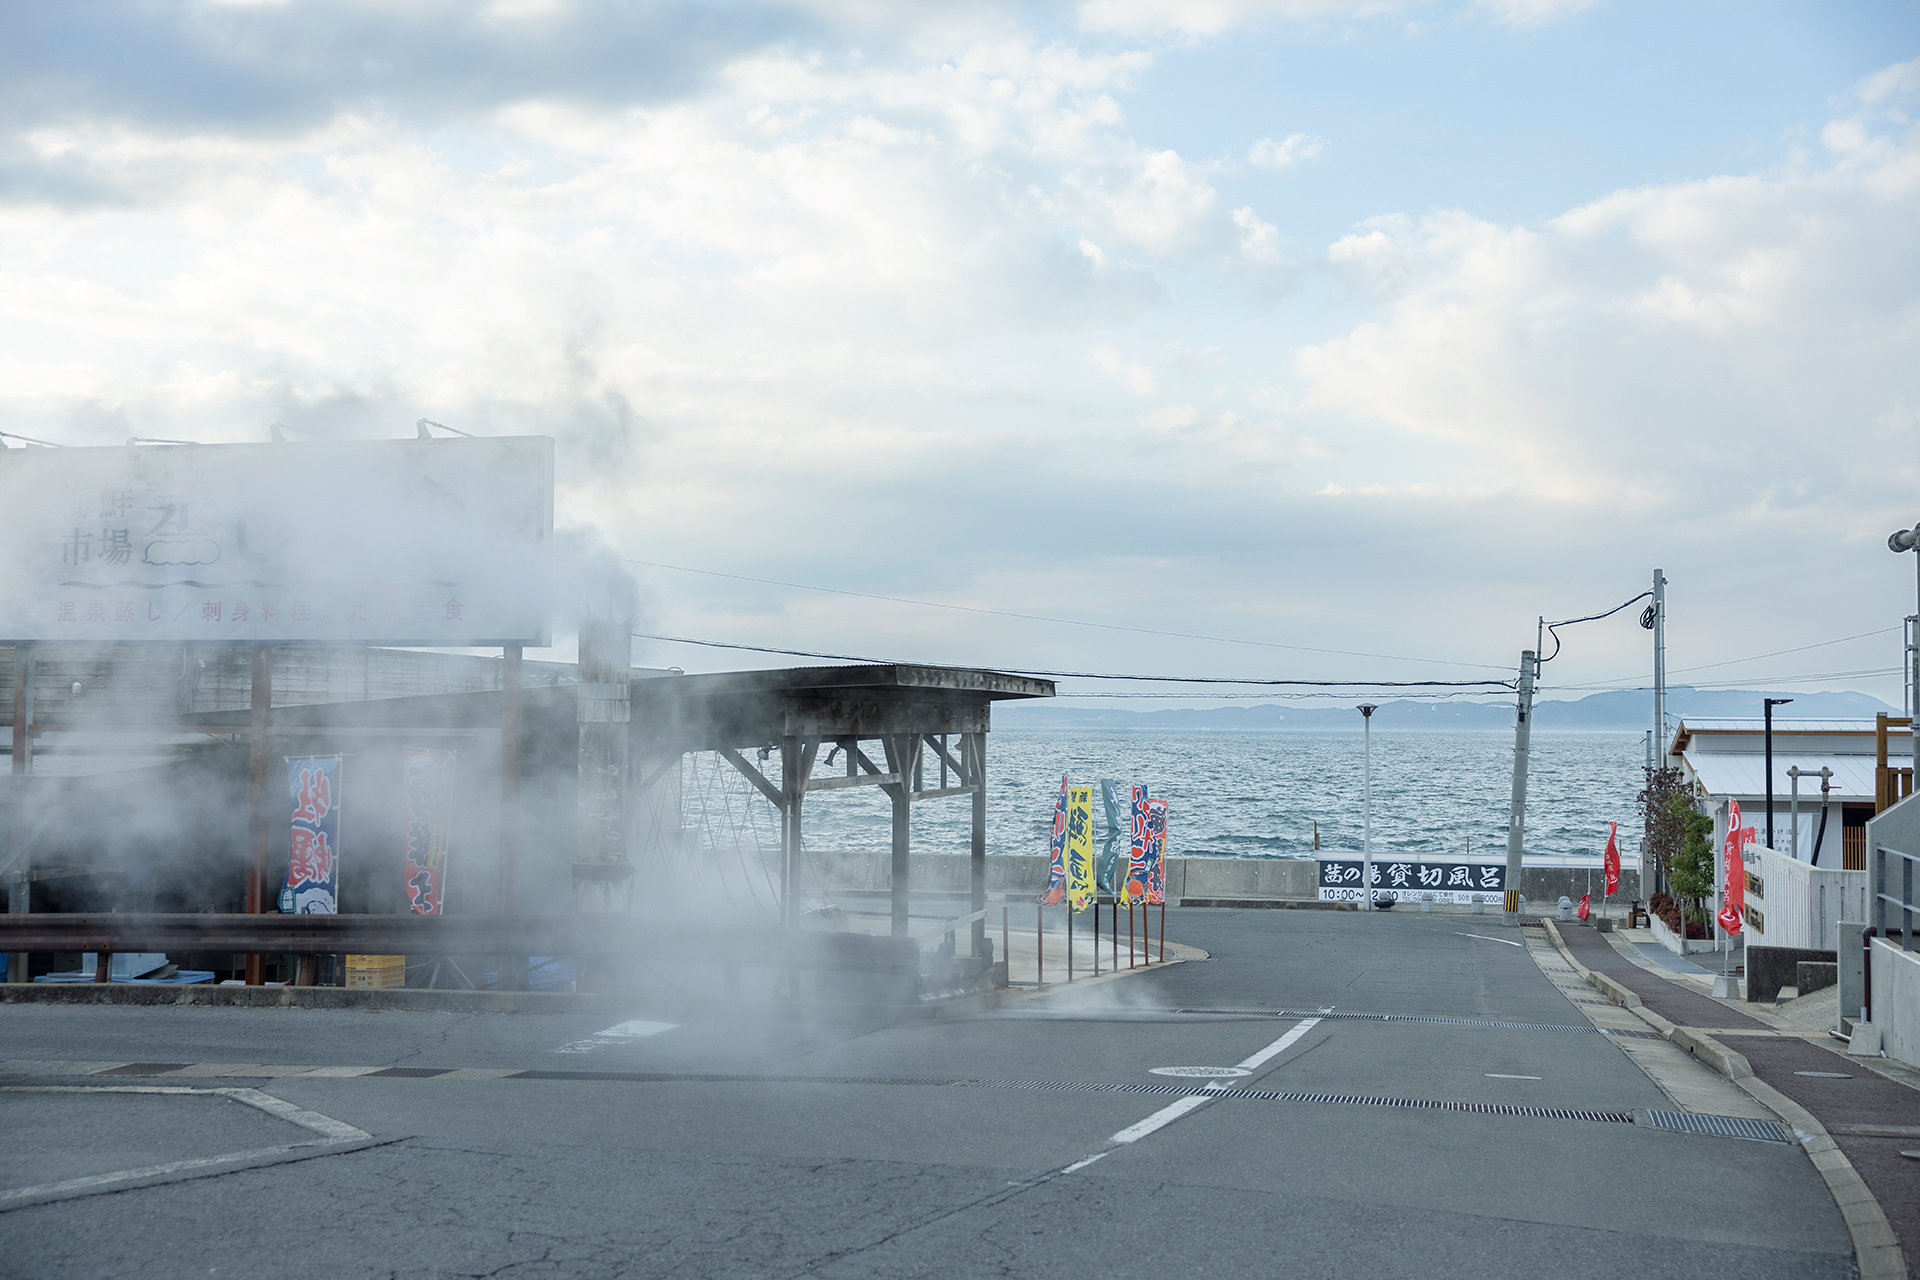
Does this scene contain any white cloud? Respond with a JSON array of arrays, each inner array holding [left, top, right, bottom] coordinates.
[[1078, 0, 1407, 37], [1077, 0, 1599, 35], [1857, 56, 1919, 104], [1295, 71, 1920, 514], [1092, 345, 1157, 394], [1248, 133, 1326, 170], [1232, 206, 1286, 263], [1470, 0, 1601, 28]]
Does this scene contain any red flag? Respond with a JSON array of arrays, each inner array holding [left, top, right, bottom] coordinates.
[[1576, 893, 1591, 920], [1602, 821, 1620, 896], [1717, 800, 1747, 934]]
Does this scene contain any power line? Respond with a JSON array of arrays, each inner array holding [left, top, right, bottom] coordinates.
[[1540, 665, 1902, 694], [1551, 626, 1903, 690], [632, 631, 1517, 688], [1537, 591, 1652, 666], [623, 557, 1512, 673]]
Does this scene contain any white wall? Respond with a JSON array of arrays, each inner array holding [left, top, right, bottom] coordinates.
[[1747, 844, 1868, 951], [1870, 939, 1920, 1070]]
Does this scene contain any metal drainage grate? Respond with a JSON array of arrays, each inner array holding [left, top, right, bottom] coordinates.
[[367, 1066, 460, 1079], [1171, 1009, 1606, 1035], [1641, 1110, 1791, 1143], [97, 1063, 192, 1075], [511, 1070, 1635, 1124], [1226, 1092, 1633, 1123]]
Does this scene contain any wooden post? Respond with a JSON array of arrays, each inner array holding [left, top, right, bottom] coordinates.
[[884, 735, 914, 938], [7, 645, 33, 983], [781, 735, 805, 930], [572, 616, 634, 993], [499, 644, 524, 990], [970, 731, 987, 960], [244, 647, 272, 986]]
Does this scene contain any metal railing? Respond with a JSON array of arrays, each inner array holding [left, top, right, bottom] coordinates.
[[1871, 845, 1918, 951]]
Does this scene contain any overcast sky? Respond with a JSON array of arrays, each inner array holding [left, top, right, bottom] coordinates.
[[3, 0, 1917, 710]]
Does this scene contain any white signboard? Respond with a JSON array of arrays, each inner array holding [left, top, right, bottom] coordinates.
[[0, 437, 553, 645]]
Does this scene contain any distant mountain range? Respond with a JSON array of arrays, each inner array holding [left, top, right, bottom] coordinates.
[[994, 686, 1897, 732]]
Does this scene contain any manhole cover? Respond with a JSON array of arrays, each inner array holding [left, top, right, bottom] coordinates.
[[1794, 1071, 1852, 1079], [1149, 1066, 1251, 1079]]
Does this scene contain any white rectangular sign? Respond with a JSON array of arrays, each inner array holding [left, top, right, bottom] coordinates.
[[0, 437, 553, 645]]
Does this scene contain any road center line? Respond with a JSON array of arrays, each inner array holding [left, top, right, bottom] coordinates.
[[1107, 1018, 1322, 1146]]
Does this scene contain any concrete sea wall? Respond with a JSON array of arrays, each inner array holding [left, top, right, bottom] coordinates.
[[808, 850, 1644, 908]]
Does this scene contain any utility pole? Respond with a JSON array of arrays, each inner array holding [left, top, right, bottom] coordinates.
[[1504, 650, 1535, 924], [1652, 569, 1667, 771], [1358, 704, 1378, 911]]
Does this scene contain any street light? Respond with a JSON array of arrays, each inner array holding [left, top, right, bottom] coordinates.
[[1764, 698, 1792, 850], [1358, 704, 1378, 911], [1888, 524, 1919, 777]]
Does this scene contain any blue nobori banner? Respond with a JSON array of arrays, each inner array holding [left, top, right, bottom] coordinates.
[[1317, 858, 1505, 904], [285, 755, 342, 914]]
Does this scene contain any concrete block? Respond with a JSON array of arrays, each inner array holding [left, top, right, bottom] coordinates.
[[1838, 921, 1866, 1020], [1745, 945, 1835, 1003], [1795, 960, 1837, 994], [1846, 1022, 1882, 1056]]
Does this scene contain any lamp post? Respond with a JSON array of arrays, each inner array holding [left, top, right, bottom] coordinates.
[[1358, 704, 1378, 911], [1764, 698, 1792, 850], [1889, 525, 1920, 779]]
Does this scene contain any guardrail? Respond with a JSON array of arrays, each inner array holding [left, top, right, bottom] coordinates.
[[0, 913, 919, 974], [1872, 845, 1919, 952]]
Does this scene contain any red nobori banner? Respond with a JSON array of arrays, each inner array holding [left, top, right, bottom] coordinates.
[[402, 748, 456, 916], [1718, 798, 1752, 935]]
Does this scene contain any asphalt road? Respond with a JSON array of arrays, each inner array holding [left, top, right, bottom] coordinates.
[[0, 910, 1855, 1279]]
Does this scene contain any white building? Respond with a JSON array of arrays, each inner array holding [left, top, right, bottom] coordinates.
[[1666, 717, 1911, 870]]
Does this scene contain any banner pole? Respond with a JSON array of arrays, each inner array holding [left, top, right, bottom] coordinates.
[[1160, 901, 1166, 964], [1068, 906, 1074, 982], [244, 646, 272, 986], [1036, 902, 1043, 987]]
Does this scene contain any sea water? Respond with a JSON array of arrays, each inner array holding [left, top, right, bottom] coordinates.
[[789, 730, 1647, 864]]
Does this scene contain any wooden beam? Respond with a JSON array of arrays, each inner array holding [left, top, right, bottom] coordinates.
[[909, 786, 978, 802], [806, 773, 903, 792], [717, 746, 785, 808], [923, 734, 967, 786]]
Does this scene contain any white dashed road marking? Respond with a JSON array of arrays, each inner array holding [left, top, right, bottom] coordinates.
[[554, 1020, 679, 1055], [1108, 1018, 1322, 1146]]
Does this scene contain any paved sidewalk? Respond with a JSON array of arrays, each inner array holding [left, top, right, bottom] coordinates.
[[1551, 919, 1920, 1266]]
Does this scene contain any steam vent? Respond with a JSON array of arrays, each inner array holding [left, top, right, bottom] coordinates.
[[2, 645, 1050, 1000]]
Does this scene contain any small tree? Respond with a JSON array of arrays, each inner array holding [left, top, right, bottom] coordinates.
[[1638, 766, 1689, 894], [1666, 794, 1715, 933]]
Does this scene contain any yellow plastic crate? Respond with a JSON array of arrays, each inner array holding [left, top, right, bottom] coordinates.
[[345, 955, 406, 989]]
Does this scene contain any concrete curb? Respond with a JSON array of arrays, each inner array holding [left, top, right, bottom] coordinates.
[[1541, 921, 1906, 1280], [1734, 1074, 1911, 1280], [1542, 920, 1676, 1038], [1667, 1025, 1753, 1080]]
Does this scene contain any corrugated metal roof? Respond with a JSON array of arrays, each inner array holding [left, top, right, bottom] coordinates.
[[1683, 752, 1878, 801], [1677, 718, 1901, 733]]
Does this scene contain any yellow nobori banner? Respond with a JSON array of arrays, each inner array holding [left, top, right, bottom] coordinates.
[[1066, 785, 1096, 911]]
